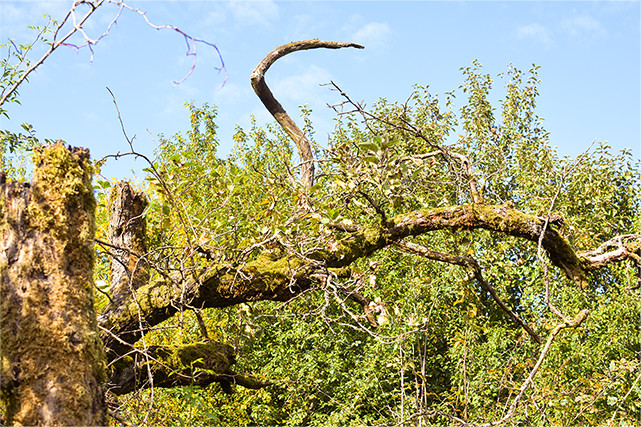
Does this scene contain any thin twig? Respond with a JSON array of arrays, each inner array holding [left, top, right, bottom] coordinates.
[[396, 240, 542, 344]]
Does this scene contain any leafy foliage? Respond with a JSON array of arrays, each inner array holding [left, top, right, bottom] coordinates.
[[0, 16, 61, 181], [2, 20, 637, 421], [99, 61, 640, 426]]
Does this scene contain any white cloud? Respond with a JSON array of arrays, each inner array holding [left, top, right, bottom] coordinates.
[[228, 0, 278, 28], [1, 1, 71, 40], [350, 22, 391, 49], [561, 15, 607, 38], [203, 8, 227, 28], [516, 23, 553, 48], [212, 81, 253, 107], [272, 64, 332, 104]]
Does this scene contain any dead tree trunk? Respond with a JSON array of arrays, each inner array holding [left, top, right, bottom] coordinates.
[[0, 142, 107, 425]]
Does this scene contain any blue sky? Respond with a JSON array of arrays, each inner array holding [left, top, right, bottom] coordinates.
[[1, 1, 639, 180]]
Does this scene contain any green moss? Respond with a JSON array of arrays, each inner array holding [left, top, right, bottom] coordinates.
[[116, 279, 173, 322], [244, 253, 305, 290], [28, 142, 95, 244], [135, 342, 235, 381]]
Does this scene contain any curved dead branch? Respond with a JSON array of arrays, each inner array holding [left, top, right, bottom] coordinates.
[[250, 39, 364, 202]]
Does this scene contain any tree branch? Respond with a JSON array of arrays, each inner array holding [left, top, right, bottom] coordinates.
[[579, 234, 641, 270], [475, 309, 589, 427], [107, 341, 270, 395], [395, 240, 542, 344], [100, 203, 593, 357]]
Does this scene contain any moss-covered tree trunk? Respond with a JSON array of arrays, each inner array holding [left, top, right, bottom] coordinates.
[[0, 143, 107, 425]]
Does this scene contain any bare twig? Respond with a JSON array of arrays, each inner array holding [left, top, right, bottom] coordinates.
[[607, 368, 641, 426], [1, 0, 225, 109], [104, 87, 196, 248], [395, 240, 542, 344], [1, 0, 106, 107], [358, 189, 388, 224]]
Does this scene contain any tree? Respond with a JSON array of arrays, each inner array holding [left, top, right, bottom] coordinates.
[[1, 22, 639, 427]]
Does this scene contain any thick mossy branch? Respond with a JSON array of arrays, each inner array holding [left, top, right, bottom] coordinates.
[[100, 202, 589, 360], [107, 341, 269, 395], [99, 252, 315, 359], [312, 203, 586, 287]]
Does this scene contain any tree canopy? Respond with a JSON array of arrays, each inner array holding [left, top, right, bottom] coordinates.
[[1, 14, 639, 427]]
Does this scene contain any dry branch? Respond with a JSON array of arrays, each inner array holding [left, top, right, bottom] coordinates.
[[250, 39, 364, 206]]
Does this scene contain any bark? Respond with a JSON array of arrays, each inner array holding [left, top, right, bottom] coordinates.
[[99, 252, 316, 360], [98, 182, 154, 364], [0, 142, 107, 426]]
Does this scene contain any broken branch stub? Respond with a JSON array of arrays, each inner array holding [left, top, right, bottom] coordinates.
[[107, 180, 149, 305], [250, 39, 364, 208]]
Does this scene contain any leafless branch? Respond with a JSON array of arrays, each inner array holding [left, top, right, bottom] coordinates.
[[1, 0, 225, 109], [250, 39, 364, 208], [579, 234, 641, 269]]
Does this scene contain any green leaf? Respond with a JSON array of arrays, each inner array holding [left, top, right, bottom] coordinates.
[[363, 155, 379, 164], [96, 180, 111, 189]]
